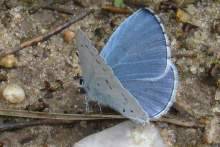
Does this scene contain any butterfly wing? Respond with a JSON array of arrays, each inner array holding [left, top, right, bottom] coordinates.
[[76, 30, 148, 123], [100, 8, 170, 80], [120, 61, 178, 119], [77, 8, 178, 122]]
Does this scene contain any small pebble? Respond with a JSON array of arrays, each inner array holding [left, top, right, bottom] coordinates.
[[0, 71, 8, 81], [210, 64, 220, 80], [190, 66, 197, 74], [2, 84, 25, 104], [212, 104, 220, 114], [63, 30, 75, 43], [0, 54, 17, 68], [212, 20, 220, 35], [215, 89, 220, 101]]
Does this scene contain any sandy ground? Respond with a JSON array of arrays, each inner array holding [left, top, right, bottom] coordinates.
[[0, 0, 220, 146]]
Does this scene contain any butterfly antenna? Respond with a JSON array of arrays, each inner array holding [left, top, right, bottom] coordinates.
[[97, 103, 103, 113], [84, 96, 91, 113]]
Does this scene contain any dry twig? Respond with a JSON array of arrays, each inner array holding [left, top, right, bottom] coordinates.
[[154, 117, 205, 128], [0, 109, 123, 120], [102, 5, 131, 14], [0, 109, 205, 132], [0, 9, 93, 58], [0, 120, 74, 132], [172, 52, 197, 58]]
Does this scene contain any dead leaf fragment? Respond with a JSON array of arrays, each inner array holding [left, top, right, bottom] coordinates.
[[176, 8, 191, 23]]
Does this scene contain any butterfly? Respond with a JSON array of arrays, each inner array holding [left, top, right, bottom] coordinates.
[[76, 8, 178, 124]]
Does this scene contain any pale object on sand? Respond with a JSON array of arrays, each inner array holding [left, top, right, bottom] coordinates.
[[74, 121, 166, 147], [3, 84, 25, 104]]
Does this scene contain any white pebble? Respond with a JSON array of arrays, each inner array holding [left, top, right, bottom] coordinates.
[[74, 121, 165, 147], [3, 84, 25, 104], [190, 66, 197, 74]]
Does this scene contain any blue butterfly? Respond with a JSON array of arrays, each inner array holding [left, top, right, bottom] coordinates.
[[76, 8, 178, 124]]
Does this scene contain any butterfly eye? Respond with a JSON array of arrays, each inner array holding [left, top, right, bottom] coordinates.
[[77, 87, 86, 94], [79, 78, 84, 85]]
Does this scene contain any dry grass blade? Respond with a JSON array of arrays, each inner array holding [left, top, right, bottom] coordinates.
[[0, 120, 74, 132], [0, 109, 205, 129], [0, 109, 124, 120], [154, 117, 205, 128], [102, 5, 131, 14]]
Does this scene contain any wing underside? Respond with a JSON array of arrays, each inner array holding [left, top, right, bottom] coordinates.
[[121, 61, 178, 119], [76, 30, 149, 123], [76, 8, 178, 123]]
